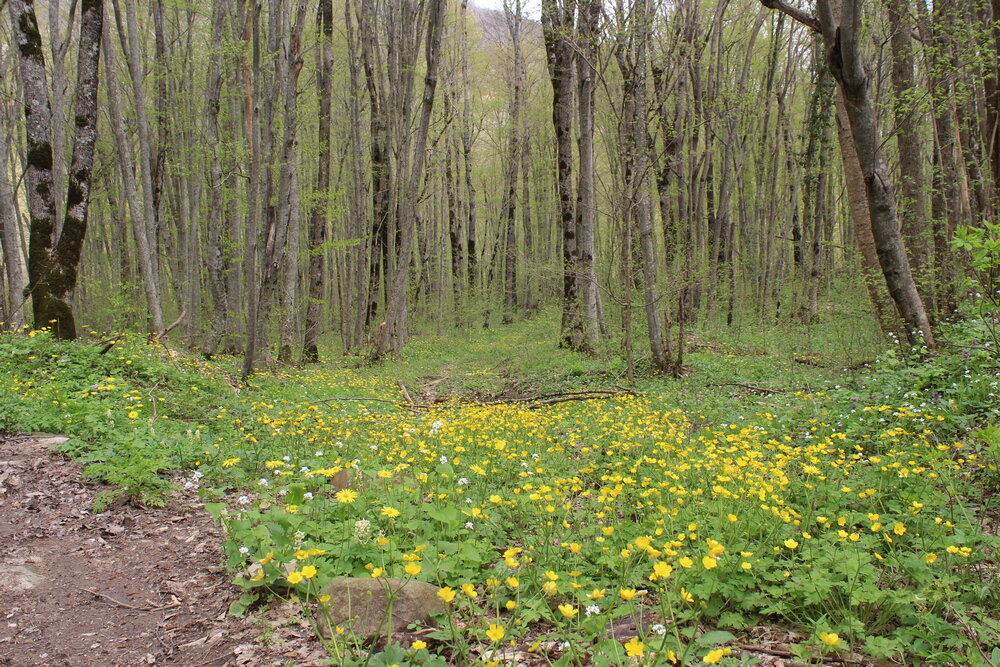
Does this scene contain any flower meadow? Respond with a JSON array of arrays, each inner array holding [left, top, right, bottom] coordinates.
[[1, 322, 999, 665]]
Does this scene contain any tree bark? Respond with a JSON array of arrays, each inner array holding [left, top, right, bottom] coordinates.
[[102, 13, 164, 336], [203, 0, 232, 358], [10, 0, 103, 339], [303, 0, 333, 363], [575, 0, 600, 350], [762, 0, 934, 346], [0, 91, 28, 328], [501, 0, 524, 325], [542, 0, 584, 350], [887, 0, 930, 300]]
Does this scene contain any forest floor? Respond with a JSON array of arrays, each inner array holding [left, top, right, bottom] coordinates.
[[0, 433, 327, 667], [0, 307, 998, 666]]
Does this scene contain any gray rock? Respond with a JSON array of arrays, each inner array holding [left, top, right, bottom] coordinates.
[[29, 434, 70, 449], [313, 577, 444, 640], [0, 564, 45, 592]]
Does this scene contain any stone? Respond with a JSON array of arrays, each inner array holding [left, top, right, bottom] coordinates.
[[0, 564, 45, 592], [313, 577, 444, 640], [28, 434, 70, 450]]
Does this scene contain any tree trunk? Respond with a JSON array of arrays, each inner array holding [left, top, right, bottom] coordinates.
[[835, 92, 900, 336], [48, 0, 68, 238], [542, 0, 583, 350], [986, 0, 1000, 209], [919, 0, 963, 316], [817, 0, 934, 346], [0, 104, 28, 329], [887, 0, 930, 300], [203, 0, 231, 358], [616, 0, 669, 372], [116, 0, 162, 299], [460, 0, 479, 293], [240, 0, 263, 379], [575, 0, 600, 350], [102, 14, 164, 336], [10, 0, 103, 339], [501, 0, 524, 325], [303, 0, 333, 363], [373, 0, 447, 358], [260, 0, 306, 366]]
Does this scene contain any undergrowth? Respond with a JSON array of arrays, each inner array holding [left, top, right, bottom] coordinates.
[[0, 309, 997, 666]]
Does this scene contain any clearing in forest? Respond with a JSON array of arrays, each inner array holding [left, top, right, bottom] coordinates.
[[0, 318, 998, 666]]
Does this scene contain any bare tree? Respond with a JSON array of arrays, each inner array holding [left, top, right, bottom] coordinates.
[[501, 0, 525, 325], [303, 0, 334, 363], [761, 0, 934, 346], [613, 0, 670, 372], [542, 0, 587, 350], [102, 11, 164, 336], [203, 0, 233, 358], [368, 0, 447, 359]]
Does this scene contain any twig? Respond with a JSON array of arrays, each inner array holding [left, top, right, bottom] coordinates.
[[152, 309, 186, 341], [523, 394, 623, 409], [76, 586, 180, 612], [734, 643, 866, 665], [306, 396, 427, 414], [97, 334, 125, 355], [477, 388, 640, 409], [397, 380, 414, 405], [491, 388, 638, 403], [709, 382, 786, 395], [308, 388, 637, 413]]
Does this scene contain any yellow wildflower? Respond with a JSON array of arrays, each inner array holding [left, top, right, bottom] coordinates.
[[624, 637, 644, 657], [557, 604, 578, 618]]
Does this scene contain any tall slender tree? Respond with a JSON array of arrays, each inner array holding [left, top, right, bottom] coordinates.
[[762, 0, 935, 346]]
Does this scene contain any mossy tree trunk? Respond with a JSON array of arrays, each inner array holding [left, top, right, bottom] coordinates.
[[9, 0, 104, 340]]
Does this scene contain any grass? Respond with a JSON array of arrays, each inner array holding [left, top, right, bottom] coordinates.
[[0, 305, 997, 666]]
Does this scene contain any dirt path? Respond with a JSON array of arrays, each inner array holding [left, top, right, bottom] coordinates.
[[0, 434, 324, 667]]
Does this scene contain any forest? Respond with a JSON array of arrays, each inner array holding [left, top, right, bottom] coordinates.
[[1, 0, 1000, 665]]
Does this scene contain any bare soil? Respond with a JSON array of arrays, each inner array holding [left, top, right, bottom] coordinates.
[[0, 433, 326, 667]]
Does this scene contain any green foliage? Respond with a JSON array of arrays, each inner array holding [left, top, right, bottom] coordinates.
[[2, 312, 998, 665], [0, 328, 245, 510], [953, 222, 1000, 356]]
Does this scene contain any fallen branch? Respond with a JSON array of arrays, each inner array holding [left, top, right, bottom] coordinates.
[[152, 309, 186, 341], [477, 388, 641, 409], [76, 586, 179, 612], [709, 382, 786, 395], [97, 334, 125, 355], [306, 388, 639, 414], [734, 643, 867, 666], [397, 380, 414, 404], [306, 396, 427, 414]]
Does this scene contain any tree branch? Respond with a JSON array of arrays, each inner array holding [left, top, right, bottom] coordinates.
[[758, 0, 820, 33]]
